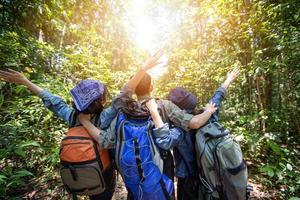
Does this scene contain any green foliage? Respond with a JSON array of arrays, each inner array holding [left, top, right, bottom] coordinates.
[[0, 0, 299, 199]]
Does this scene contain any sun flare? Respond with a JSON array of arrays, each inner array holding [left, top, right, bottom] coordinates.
[[121, 0, 186, 77]]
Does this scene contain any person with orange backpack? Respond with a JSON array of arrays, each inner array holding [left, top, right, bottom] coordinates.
[[0, 69, 115, 200]]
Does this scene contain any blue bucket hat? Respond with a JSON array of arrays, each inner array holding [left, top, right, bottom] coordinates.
[[168, 87, 197, 114], [70, 79, 105, 111]]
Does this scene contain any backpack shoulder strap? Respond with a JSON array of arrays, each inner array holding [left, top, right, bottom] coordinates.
[[69, 110, 78, 128]]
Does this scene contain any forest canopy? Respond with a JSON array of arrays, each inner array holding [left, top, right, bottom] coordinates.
[[0, 0, 299, 199]]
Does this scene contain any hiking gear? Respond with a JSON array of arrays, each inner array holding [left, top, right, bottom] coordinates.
[[195, 121, 248, 200], [115, 112, 174, 200], [70, 79, 105, 111], [168, 87, 197, 113], [60, 117, 111, 198]]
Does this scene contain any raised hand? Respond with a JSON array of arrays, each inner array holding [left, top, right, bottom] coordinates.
[[0, 69, 29, 85], [204, 102, 218, 114], [0, 69, 43, 95], [222, 67, 240, 89], [142, 48, 164, 71]]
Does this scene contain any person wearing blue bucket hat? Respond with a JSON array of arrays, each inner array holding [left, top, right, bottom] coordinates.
[[70, 79, 106, 113], [0, 69, 116, 200]]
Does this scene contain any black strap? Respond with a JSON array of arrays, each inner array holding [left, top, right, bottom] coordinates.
[[69, 165, 77, 181], [93, 141, 104, 170], [69, 110, 78, 128], [72, 193, 78, 200], [133, 137, 145, 182], [227, 160, 247, 175], [94, 113, 101, 126], [159, 179, 172, 200]]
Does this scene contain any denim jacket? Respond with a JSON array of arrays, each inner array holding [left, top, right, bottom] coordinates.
[[153, 86, 227, 178], [38, 90, 118, 131]]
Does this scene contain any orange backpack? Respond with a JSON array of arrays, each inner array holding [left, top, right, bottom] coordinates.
[[60, 123, 111, 198]]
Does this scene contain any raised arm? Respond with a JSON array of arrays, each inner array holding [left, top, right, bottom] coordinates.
[[221, 67, 239, 90], [188, 103, 218, 129], [0, 69, 74, 124], [209, 67, 240, 121], [126, 49, 164, 91], [112, 49, 164, 110], [0, 69, 43, 95]]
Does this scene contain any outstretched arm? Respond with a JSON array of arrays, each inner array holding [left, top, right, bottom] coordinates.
[[0, 69, 43, 95], [221, 67, 239, 90], [188, 103, 218, 129], [126, 49, 164, 92], [0, 69, 74, 125], [113, 49, 164, 110], [209, 67, 240, 121]]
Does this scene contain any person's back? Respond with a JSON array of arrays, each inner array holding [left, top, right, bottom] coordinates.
[[0, 71, 117, 200], [152, 67, 240, 200]]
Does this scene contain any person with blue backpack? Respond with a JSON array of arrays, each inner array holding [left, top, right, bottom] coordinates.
[[79, 49, 219, 200], [151, 67, 240, 200]]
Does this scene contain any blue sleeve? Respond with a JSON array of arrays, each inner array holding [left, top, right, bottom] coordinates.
[[39, 90, 74, 125], [208, 86, 226, 122], [100, 106, 118, 129], [153, 124, 184, 150]]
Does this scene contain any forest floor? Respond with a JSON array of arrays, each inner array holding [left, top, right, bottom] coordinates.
[[20, 173, 280, 200], [111, 175, 279, 200]]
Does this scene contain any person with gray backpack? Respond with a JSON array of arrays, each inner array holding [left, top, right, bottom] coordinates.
[[193, 68, 252, 200], [154, 67, 251, 200]]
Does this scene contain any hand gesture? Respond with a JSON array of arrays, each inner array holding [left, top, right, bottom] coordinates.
[[146, 99, 158, 113], [222, 67, 240, 89], [142, 49, 164, 71], [0, 69, 29, 85], [226, 67, 240, 83], [204, 102, 218, 114]]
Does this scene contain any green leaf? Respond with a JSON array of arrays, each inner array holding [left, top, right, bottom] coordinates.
[[15, 85, 26, 94], [14, 148, 26, 157], [289, 198, 300, 200], [13, 170, 33, 178], [0, 94, 3, 107], [260, 165, 275, 177], [20, 141, 40, 148], [267, 141, 283, 155], [0, 175, 7, 183]]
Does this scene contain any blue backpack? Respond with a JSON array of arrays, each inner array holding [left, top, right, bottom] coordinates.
[[115, 112, 174, 200]]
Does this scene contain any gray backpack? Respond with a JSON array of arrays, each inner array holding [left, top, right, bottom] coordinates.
[[195, 121, 250, 200]]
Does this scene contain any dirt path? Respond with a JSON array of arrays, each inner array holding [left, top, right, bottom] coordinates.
[[112, 175, 280, 200]]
